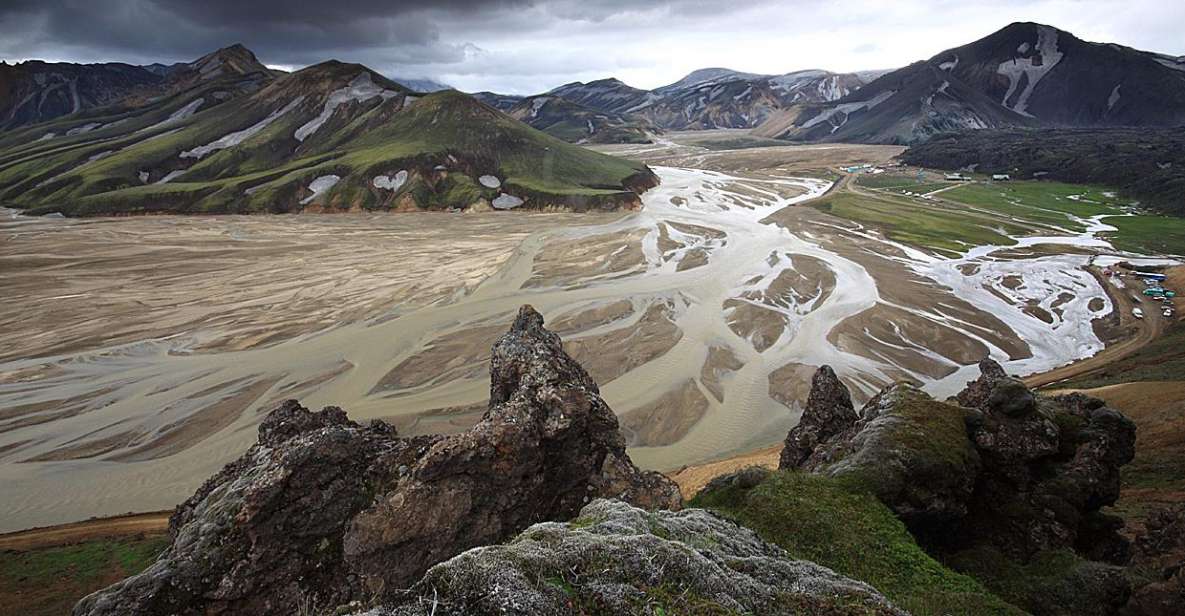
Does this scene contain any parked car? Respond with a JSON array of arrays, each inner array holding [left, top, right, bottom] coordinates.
[[1133, 308, 1144, 319]]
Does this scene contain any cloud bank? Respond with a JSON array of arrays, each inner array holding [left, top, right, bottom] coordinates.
[[2, 0, 1183, 94]]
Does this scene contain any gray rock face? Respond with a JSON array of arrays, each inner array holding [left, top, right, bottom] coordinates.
[[778, 365, 858, 470], [74, 305, 679, 616], [363, 499, 904, 616]]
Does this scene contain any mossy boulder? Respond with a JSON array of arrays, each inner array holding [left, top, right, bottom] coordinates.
[[803, 382, 982, 531], [690, 471, 1024, 615]]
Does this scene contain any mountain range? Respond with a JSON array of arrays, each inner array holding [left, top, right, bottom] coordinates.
[[0, 46, 655, 216], [3, 20, 1185, 211], [476, 68, 881, 143], [474, 22, 1185, 146], [755, 22, 1185, 144]]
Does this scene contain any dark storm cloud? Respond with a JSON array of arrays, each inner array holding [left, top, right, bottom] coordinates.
[[0, 0, 535, 65], [2, 1, 1182, 94]]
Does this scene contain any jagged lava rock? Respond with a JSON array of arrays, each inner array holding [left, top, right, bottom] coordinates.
[[778, 365, 858, 470], [360, 499, 904, 616], [74, 305, 678, 616]]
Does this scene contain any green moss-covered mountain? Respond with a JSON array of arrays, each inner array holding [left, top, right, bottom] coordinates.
[[0, 57, 657, 216]]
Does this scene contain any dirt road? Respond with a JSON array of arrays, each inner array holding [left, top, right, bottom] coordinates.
[[0, 511, 169, 551]]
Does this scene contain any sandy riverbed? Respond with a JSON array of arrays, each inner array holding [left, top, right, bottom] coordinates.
[[0, 138, 1162, 532]]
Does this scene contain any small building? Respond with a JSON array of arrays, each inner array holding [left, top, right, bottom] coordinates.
[[944, 173, 971, 181], [1133, 272, 1168, 281], [992, 174, 1011, 181]]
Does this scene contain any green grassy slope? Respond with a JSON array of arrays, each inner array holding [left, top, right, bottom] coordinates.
[[691, 471, 1025, 615], [0, 535, 167, 616], [837, 174, 1184, 256], [0, 63, 656, 216]]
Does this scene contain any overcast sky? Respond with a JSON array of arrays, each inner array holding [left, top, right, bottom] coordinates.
[[2, 0, 1183, 94]]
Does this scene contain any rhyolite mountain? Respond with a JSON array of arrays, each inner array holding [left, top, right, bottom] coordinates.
[[504, 94, 655, 144], [475, 68, 880, 142], [0, 56, 657, 216], [0, 44, 276, 131], [757, 22, 1185, 144]]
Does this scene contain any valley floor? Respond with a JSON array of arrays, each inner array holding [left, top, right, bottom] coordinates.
[[1, 131, 1180, 536]]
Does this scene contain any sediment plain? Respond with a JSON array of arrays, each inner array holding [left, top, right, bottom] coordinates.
[[0, 134, 1172, 531]]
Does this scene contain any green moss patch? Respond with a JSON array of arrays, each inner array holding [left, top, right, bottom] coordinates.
[[691, 471, 1023, 615], [0, 535, 168, 616]]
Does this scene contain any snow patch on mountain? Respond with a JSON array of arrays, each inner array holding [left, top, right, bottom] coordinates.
[[66, 122, 101, 136], [939, 55, 959, 71], [802, 89, 896, 129], [1107, 85, 1121, 111], [141, 97, 204, 133], [156, 170, 186, 184], [373, 170, 408, 190], [182, 96, 304, 159], [294, 73, 398, 142], [997, 25, 1065, 116], [300, 174, 340, 205], [492, 194, 524, 209]]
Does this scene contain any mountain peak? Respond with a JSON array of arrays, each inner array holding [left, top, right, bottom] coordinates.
[[657, 67, 770, 92], [185, 43, 268, 79]]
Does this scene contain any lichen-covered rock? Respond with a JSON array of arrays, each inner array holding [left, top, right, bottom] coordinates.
[[801, 382, 982, 530], [74, 305, 679, 616], [778, 365, 858, 470], [360, 499, 904, 616]]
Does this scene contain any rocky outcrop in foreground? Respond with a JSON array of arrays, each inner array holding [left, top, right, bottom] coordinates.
[[1125, 504, 1185, 615], [361, 498, 902, 615], [74, 305, 679, 616], [780, 360, 1138, 614]]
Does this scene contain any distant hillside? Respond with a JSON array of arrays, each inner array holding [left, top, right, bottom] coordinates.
[[471, 67, 877, 142], [0, 59, 657, 216], [760, 22, 1185, 144], [505, 94, 654, 144], [542, 69, 873, 132], [901, 127, 1185, 216], [0, 44, 275, 131]]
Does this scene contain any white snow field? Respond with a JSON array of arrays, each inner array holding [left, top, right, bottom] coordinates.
[[181, 96, 305, 159], [300, 174, 341, 205], [294, 73, 399, 142]]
